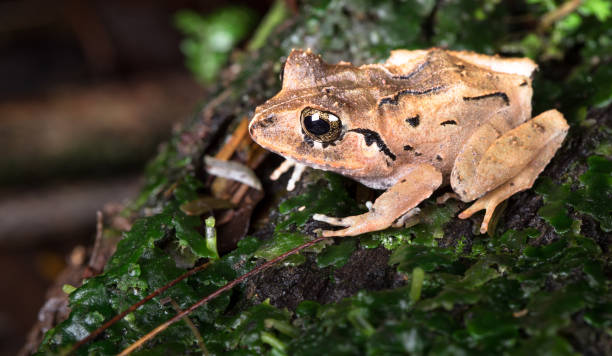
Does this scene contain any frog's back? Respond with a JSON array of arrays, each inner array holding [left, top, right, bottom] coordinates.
[[383, 48, 537, 126], [373, 48, 537, 177]]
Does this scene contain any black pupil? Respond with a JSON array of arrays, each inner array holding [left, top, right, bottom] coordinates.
[[304, 115, 330, 135]]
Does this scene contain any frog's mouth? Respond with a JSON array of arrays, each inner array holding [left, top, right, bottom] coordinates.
[[250, 129, 366, 172], [265, 144, 368, 173]]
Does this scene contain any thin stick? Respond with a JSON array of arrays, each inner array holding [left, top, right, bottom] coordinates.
[[69, 261, 211, 354], [118, 236, 328, 355], [164, 298, 208, 356], [538, 0, 582, 32], [214, 118, 249, 161], [88, 210, 104, 272]]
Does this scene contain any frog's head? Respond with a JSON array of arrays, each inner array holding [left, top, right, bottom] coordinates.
[[249, 49, 395, 178]]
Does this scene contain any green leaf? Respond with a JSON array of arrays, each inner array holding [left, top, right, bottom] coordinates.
[[523, 285, 587, 336], [510, 335, 579, 356], [105, 212, 171, 272], [583, 303, 612, 329], [580, 0, 612, 21], [316, 239, 357, 268], [174, 7, 257, 83], [536, 178, 573, 234], [173, 211, 218, 259], [409, 267, 425, 303], [389, 244, 456, 273], [466, 306, 519, 346], [254, 232, 308, 261]]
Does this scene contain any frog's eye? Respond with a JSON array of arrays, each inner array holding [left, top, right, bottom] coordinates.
[[300, 107, 342, 143]]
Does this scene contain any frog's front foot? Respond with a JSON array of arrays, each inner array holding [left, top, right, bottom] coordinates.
[[313, 212, 392, 237], [270, 158, 307, 191], [313, 164, 442, 237]]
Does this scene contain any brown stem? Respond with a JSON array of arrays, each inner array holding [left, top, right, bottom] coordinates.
[[538, 0, 582, 33], [69, 261, 211, 354], [163, 298, 208, 356], [117, 236, 328, 355]]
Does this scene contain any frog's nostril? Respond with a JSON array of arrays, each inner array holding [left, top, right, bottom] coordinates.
[[249, 114, 276, 139], [260, 115, 276, 127]]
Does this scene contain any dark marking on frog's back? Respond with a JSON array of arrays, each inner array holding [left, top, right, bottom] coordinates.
[[349, 128, 396, 161], [378, 86, 445, 108], [440, 120, 457, 126], [393, 59, 430, 81], [403, 144, 413, 151], [463, 92, 509, 106], [406, 115, 420, 127]]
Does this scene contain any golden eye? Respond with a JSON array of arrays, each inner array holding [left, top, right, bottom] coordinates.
[[300, 107, 342, 143]]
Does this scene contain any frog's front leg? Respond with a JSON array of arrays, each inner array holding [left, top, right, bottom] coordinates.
[[270, 158, 307, 191], [453, 109, 569, 233], [313, 164, 442, 237]]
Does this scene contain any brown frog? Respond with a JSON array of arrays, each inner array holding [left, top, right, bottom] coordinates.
[[249, 48, 569, 237]]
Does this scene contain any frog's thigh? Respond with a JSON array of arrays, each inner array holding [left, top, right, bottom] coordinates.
[[313, 164, 442, 237], [451, 112, 514, 201], [456, 109, 569, 233]]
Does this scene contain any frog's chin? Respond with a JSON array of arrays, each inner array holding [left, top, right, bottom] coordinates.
[[279, 153, 395, 190], [275, 151, 367, 175]]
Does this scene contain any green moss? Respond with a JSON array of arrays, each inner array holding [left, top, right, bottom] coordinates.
[[567, 156, 612, 231], [316, 239, 357, 268], [536, 178, 573, 234], [537, 155, 612, 234], [276, 173, 361, 231]]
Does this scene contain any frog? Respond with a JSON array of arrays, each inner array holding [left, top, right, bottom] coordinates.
[[248, 48, 569, 237]]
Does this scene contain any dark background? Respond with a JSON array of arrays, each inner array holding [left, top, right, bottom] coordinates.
[[0, 1, 269, 354]]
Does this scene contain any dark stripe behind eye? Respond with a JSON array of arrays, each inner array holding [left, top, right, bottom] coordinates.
[[349, 128, 396, 161]]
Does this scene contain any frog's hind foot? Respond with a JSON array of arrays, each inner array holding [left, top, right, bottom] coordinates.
[[456, 109, 569, 234]]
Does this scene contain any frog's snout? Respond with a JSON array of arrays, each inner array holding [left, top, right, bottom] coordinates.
[[249, 112, 272, 137]]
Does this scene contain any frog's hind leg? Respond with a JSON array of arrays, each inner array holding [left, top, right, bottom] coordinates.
[[452, 109, 569, 233]]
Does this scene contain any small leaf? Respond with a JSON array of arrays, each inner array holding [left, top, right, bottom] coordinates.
[[536, 178, 573, 234], [409, 267, 425, 303], [389, 245, 455, 273], [254, 232, 308, 261], [173, 212, 218, 259], [316, 239, 356, 268]]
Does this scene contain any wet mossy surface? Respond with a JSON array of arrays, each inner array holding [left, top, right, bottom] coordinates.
[[37, 0, 611, 355]]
